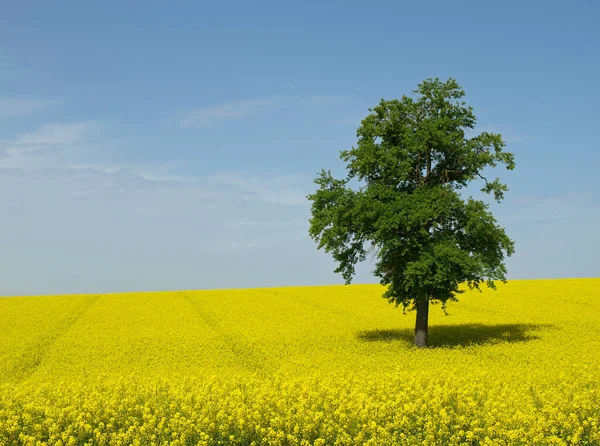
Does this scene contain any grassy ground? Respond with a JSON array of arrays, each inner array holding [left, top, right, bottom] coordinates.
[[1, 279, 599, 445]]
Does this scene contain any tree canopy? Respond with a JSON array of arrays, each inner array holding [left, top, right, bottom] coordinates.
[[307, 78, 515, 347]]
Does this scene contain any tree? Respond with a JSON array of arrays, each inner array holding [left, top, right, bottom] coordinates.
[[307, 78, 515, 348]]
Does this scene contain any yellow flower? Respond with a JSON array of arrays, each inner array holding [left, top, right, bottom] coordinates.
[[0, 279, 598, 444]]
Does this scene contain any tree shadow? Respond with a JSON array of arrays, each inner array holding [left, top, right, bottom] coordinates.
[[356, 323, 555, 348]]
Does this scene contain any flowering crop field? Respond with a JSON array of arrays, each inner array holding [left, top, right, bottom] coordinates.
[[1, 279, 599, 445]]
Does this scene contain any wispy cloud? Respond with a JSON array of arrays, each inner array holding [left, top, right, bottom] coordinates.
[[178, 94, 349, 128], [179, 98, 276, 128], [209, 171, 312, 207], [0, 116, 364, 295], [0, 160, 329, 295], [327, 115, 365, 126], [499, 133, 531, 144], [473, 125, 531, 144], [0, 122, 99, 170], [500, 192, 600, 279], [289, 94, 350, 105], [0, 98, 57, 117], [0, 55, 30, 77], [224, 218, 306, 230], [13, 122, 96, 145], [504, 192, 600, 223], [0, 121, 199, 183], [0, 25, 30, 36]]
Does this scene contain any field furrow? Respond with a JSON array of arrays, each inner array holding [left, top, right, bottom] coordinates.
[[0, 279, 599, 445]]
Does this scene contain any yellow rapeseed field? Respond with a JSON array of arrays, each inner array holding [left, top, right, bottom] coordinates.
[[1, 279, 599, 445]]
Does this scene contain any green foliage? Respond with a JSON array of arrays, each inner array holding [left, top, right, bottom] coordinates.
[[308, 78, 515, 312]]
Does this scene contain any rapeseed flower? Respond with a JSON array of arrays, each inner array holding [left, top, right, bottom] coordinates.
[[0, 279, 598, 444]]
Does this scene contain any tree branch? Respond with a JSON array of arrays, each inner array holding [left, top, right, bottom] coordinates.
[[476, 171, 489, 186]]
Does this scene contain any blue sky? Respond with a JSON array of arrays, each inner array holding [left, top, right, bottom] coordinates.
[[1, 1, 598, 295]]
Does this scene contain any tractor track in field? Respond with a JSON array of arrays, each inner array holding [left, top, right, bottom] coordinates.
[[257, 288, 365, 321], [179, 292, 273, 374], [9, 294, 101, 383]]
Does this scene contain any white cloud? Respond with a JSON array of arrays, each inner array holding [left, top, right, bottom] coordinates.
[[0, 165, 362, 296], [178, 94, 348, 128], [224, 218, 306, 230], [472, 124, 531, 144], [290, 94, 350, 106], [0, 122, 99, 170], [209, 171, 312, 206], [179, 98, 276, 128], [503, 192, 599, 223], [0, 117, 370, 295], [0, 25, 30, 36], [1, 114, 596, 295], [0, 97, 57, 117], [13, 122, 96, 145], [327, 115, 364, 126], [0, 55, 30, 76], [488, 192, 600, 279]]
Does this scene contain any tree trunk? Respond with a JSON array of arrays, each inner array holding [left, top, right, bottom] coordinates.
[[414, 298, 429, 348]]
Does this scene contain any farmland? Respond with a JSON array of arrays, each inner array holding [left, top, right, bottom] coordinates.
[[1, 279, 599, 445]]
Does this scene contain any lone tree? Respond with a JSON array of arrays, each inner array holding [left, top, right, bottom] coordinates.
[[308, 78, 515, 348]]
